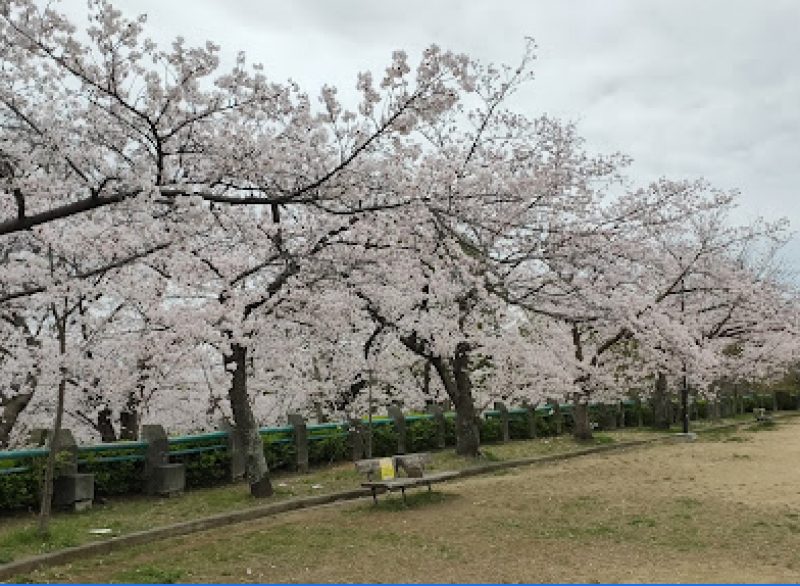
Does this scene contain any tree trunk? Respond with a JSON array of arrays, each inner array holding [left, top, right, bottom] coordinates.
[[38, 377, 66, 536], [119, 408, 139, 441], [96, 408, 117, 443], [225, 342, 273, 498], [430, 344, 480, 457], [0, 391, 33, 448], [39, 311, 67, 537], [572, 394, 593, 440], [652, 372, 671, 430], [452, 342, 480, 456], [422, 360, 431, 398]]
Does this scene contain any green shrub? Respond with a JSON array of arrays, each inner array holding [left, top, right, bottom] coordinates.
[[307, 434, 350, 466], [694, 400, 709, 420], [182, 452, 229, 489], [623, 402, 653, 426], [537, 414, 554, 436], [0, 465, 40, 512], [479, 416, 504, 443], [407, 418, 441, 452], [776, 391, 797, 410], [373, 423, 399, 457], [444, 417, 456, 445], [263, 438, 295, 472], [509, 412, 533, 440], [82, 456, 143, 496]]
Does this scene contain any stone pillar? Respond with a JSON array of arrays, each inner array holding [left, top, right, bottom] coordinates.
[[493, 402, 510, 443], [348, 417, 365, 461], [548, 399, 563, 436], [142, 424, 185, 497], [45, 429, 95, 511], [218, 418, 245, 482], [425, 404, 447, 449], [28, 428, 50, 446], [287, 413, 309, 473], [522, 403, 538, 439], [314, 402, 328, 424], [635, 398, 644, 427], [387, 405, 407, 454]]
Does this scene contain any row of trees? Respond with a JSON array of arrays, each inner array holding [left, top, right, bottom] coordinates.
[[2, 0, 798, 506]]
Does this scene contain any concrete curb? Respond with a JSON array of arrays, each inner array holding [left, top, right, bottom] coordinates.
[[1, 415, 792, 580]]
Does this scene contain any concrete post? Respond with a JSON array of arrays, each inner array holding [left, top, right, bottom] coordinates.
[[522, 403, 538, 439], [425, 404, 447, 449], [218, 418, 245, 482], [348, 417, 365, 461], [314, 402, 328, 424], [28, 428, 50, 446], [44, 429, 95, 511], [387, 405, 407, 455], [287, 413, 309, 473], [609, 404, 619, 430], [547, 399, 563, 436], [493, 401, 510, 443], [142, 424, 185, 497]]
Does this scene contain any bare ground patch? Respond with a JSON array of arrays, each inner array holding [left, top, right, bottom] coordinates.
[[19, 420, 800, 583]]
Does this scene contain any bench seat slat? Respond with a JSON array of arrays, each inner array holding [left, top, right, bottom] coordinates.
[[361, 470, 459, 490]]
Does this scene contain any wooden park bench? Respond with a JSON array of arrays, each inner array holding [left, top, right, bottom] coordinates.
[[753, 407, 772, 422], [355, 453, 459, 504]]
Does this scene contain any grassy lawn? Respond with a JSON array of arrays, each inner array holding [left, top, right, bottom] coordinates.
[[11, 416, 800, 584], [0, 415, 767, 570]]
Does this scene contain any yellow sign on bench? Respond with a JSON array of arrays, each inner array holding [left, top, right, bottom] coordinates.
[[379, 457, 395, 480]]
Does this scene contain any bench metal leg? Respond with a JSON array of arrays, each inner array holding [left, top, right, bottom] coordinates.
[[371, 487, 378, 504], [401, 487, 406, 504]]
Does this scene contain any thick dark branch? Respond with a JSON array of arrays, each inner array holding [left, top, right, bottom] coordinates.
[[592, 327, 633, 363], [0, 192, 128, 236], [12, 188, 24, 221], [0, 241, 172, 305]]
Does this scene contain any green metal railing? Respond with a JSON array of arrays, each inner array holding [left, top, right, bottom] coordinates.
[[0, 393, 784, 477]]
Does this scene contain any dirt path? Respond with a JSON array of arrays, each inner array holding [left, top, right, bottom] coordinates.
[[29, 419, 800, 583]]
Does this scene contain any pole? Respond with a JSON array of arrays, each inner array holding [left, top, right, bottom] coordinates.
[[682, 368, 689, 434], [366, 368, 374, 458], [680, 274, 690, 434]]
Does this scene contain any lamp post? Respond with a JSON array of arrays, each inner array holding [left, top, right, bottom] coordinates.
[[681, 363, 690, 434]]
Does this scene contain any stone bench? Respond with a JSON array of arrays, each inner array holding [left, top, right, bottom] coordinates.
[[355, 453, 459, 503]]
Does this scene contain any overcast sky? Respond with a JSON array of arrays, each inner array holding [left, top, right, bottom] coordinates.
[[61, 0, 800, 276]]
